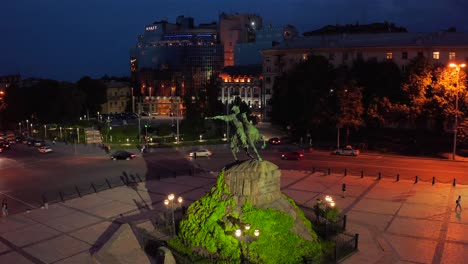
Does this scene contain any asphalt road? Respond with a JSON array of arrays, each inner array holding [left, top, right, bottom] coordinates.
[[1, 142, 468, 214]]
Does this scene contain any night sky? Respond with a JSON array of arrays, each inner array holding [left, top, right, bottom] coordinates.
[[2, 0, 468, 82]]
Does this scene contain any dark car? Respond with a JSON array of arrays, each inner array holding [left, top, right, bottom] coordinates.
[[281, 151, 304, 160], [268, 137, 281, 145], [110, 150, 136, 160]]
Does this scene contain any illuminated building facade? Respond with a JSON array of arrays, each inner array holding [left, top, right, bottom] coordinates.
[[129, 15, 223, 114], [101, 80, 131, 114], [218, 65, 263, 119]]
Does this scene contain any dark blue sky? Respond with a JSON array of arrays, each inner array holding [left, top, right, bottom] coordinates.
[[2, 0, 468, 82]]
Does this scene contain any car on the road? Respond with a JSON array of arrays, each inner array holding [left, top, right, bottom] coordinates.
[[110, 150, 136, 160], [281, 151, 304, 160], [38, 146, 53, 153], [0, 141, 10, 150], [34, 140, 45, 147], [189, 149, 212, 158], [333, 145, 360, 156], [268, 137, 281, 145]]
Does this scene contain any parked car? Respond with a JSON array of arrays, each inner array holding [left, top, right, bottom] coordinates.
[[268, 137, 281, 145], [38, 146, 53, 153], [333, 145, 360, 156], [110, 150, 136, 160], [281, 151, 304, 160], [189, 149, 212, 158]]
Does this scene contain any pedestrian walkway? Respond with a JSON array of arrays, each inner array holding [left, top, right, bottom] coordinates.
[[0, 168, 467, 263]]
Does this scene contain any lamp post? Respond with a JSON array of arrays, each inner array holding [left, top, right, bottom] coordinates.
[[164, 193, 183, 237], [19, 122, 22, 135], [76, 128, 80, 144], [26, 120, 29, 136], [235, 224, 260, 264], [449, 63, 466, 160], [59, 127, 63, 139], [44, 125, 47, 140]]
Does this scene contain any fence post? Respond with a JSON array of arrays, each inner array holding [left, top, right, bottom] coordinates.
[[378, 172, 381, 180], [105, 178, 112, 189], [91, 183, 97, 193], [432, 176, 435, 185], [343, 214, 347, 230], [415, 176, 418, 184], [327, 168, 331, 175], [120, 176, 127, 185], [137, 175, 143, 182], [354, 233, 359, 250], [453, 178, 456, 187], [59, 190, 64, 202], [396, 174, 400, 182], [360, 170, 364, 178], [75, 186, 82, 198]]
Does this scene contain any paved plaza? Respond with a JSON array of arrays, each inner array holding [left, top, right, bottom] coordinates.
[[0, 167, 467, 263]]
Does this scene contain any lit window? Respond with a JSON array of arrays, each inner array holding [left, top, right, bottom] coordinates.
[[449, 52, 456, 60], [386, 52, 393, 60], [433, 51, 440, 60], [302, 54, 308, 60]]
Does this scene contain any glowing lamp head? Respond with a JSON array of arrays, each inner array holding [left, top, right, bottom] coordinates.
[[177, 197, 183, 203], [254, 229, 260, 237], [245, 224, 251, 230], [235, 229, 242, 237], [168, 193, 175, 201], [164, 199, 169, 206]]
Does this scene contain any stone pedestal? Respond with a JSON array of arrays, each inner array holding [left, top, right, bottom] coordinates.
[[224, 159, 282, 207], [224, 160, 314, 241]]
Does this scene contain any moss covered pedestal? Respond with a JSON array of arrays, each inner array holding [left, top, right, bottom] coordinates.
[[176, 160, 321, 263]]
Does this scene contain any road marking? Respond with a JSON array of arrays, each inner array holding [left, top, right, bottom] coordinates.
[[0, 191, 39, 209]]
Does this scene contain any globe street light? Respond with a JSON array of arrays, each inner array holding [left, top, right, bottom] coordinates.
[[235, 224, 260, 264], [18, 122, 22, 135], [26, 120, 29, 136], [44, 125, 47, 139], [164, 193, 183, 237], [449, 63, 466, 160]]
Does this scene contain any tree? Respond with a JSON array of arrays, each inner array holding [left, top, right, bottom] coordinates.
[[335, 80, 364, 145], [270, 55, 335, 137], [76, 76, 107, 117]]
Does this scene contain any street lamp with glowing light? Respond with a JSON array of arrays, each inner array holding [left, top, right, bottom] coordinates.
[[235, 223, 260, 264], [449, 63, 466, 160], [164, 193, 183, 237]]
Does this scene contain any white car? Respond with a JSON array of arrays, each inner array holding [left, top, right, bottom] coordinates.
[[189, 149, 212, 157], [333, 145, 360, 156], [38, 146, 53, 153]]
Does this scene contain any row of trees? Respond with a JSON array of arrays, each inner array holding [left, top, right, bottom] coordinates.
[[270, 55, 467, 147], [0, 77, 107, 128]]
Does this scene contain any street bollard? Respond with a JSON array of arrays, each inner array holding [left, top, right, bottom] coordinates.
[[59, 191, 64, 202], [378, 172, 381, 180], [361, 170, 364, 178], [432, 177, 435, 185], [415, 176, 418, 184], [396, 174, 400, 182], [105, 178, 112, 189], [312, 167, 316, 173], [344, 168, 347, 176], [327, 168, 331, 175], [453, 178, 456, 187], [75, 186, 82, 197]]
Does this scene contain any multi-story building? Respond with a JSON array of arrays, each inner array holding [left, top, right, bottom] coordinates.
[[218, 65, 263, 117], [261, 32, 468, 119], [101, 80, 131, 114], [129, 15, 223, 114], [219, 13, 262, 67]]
